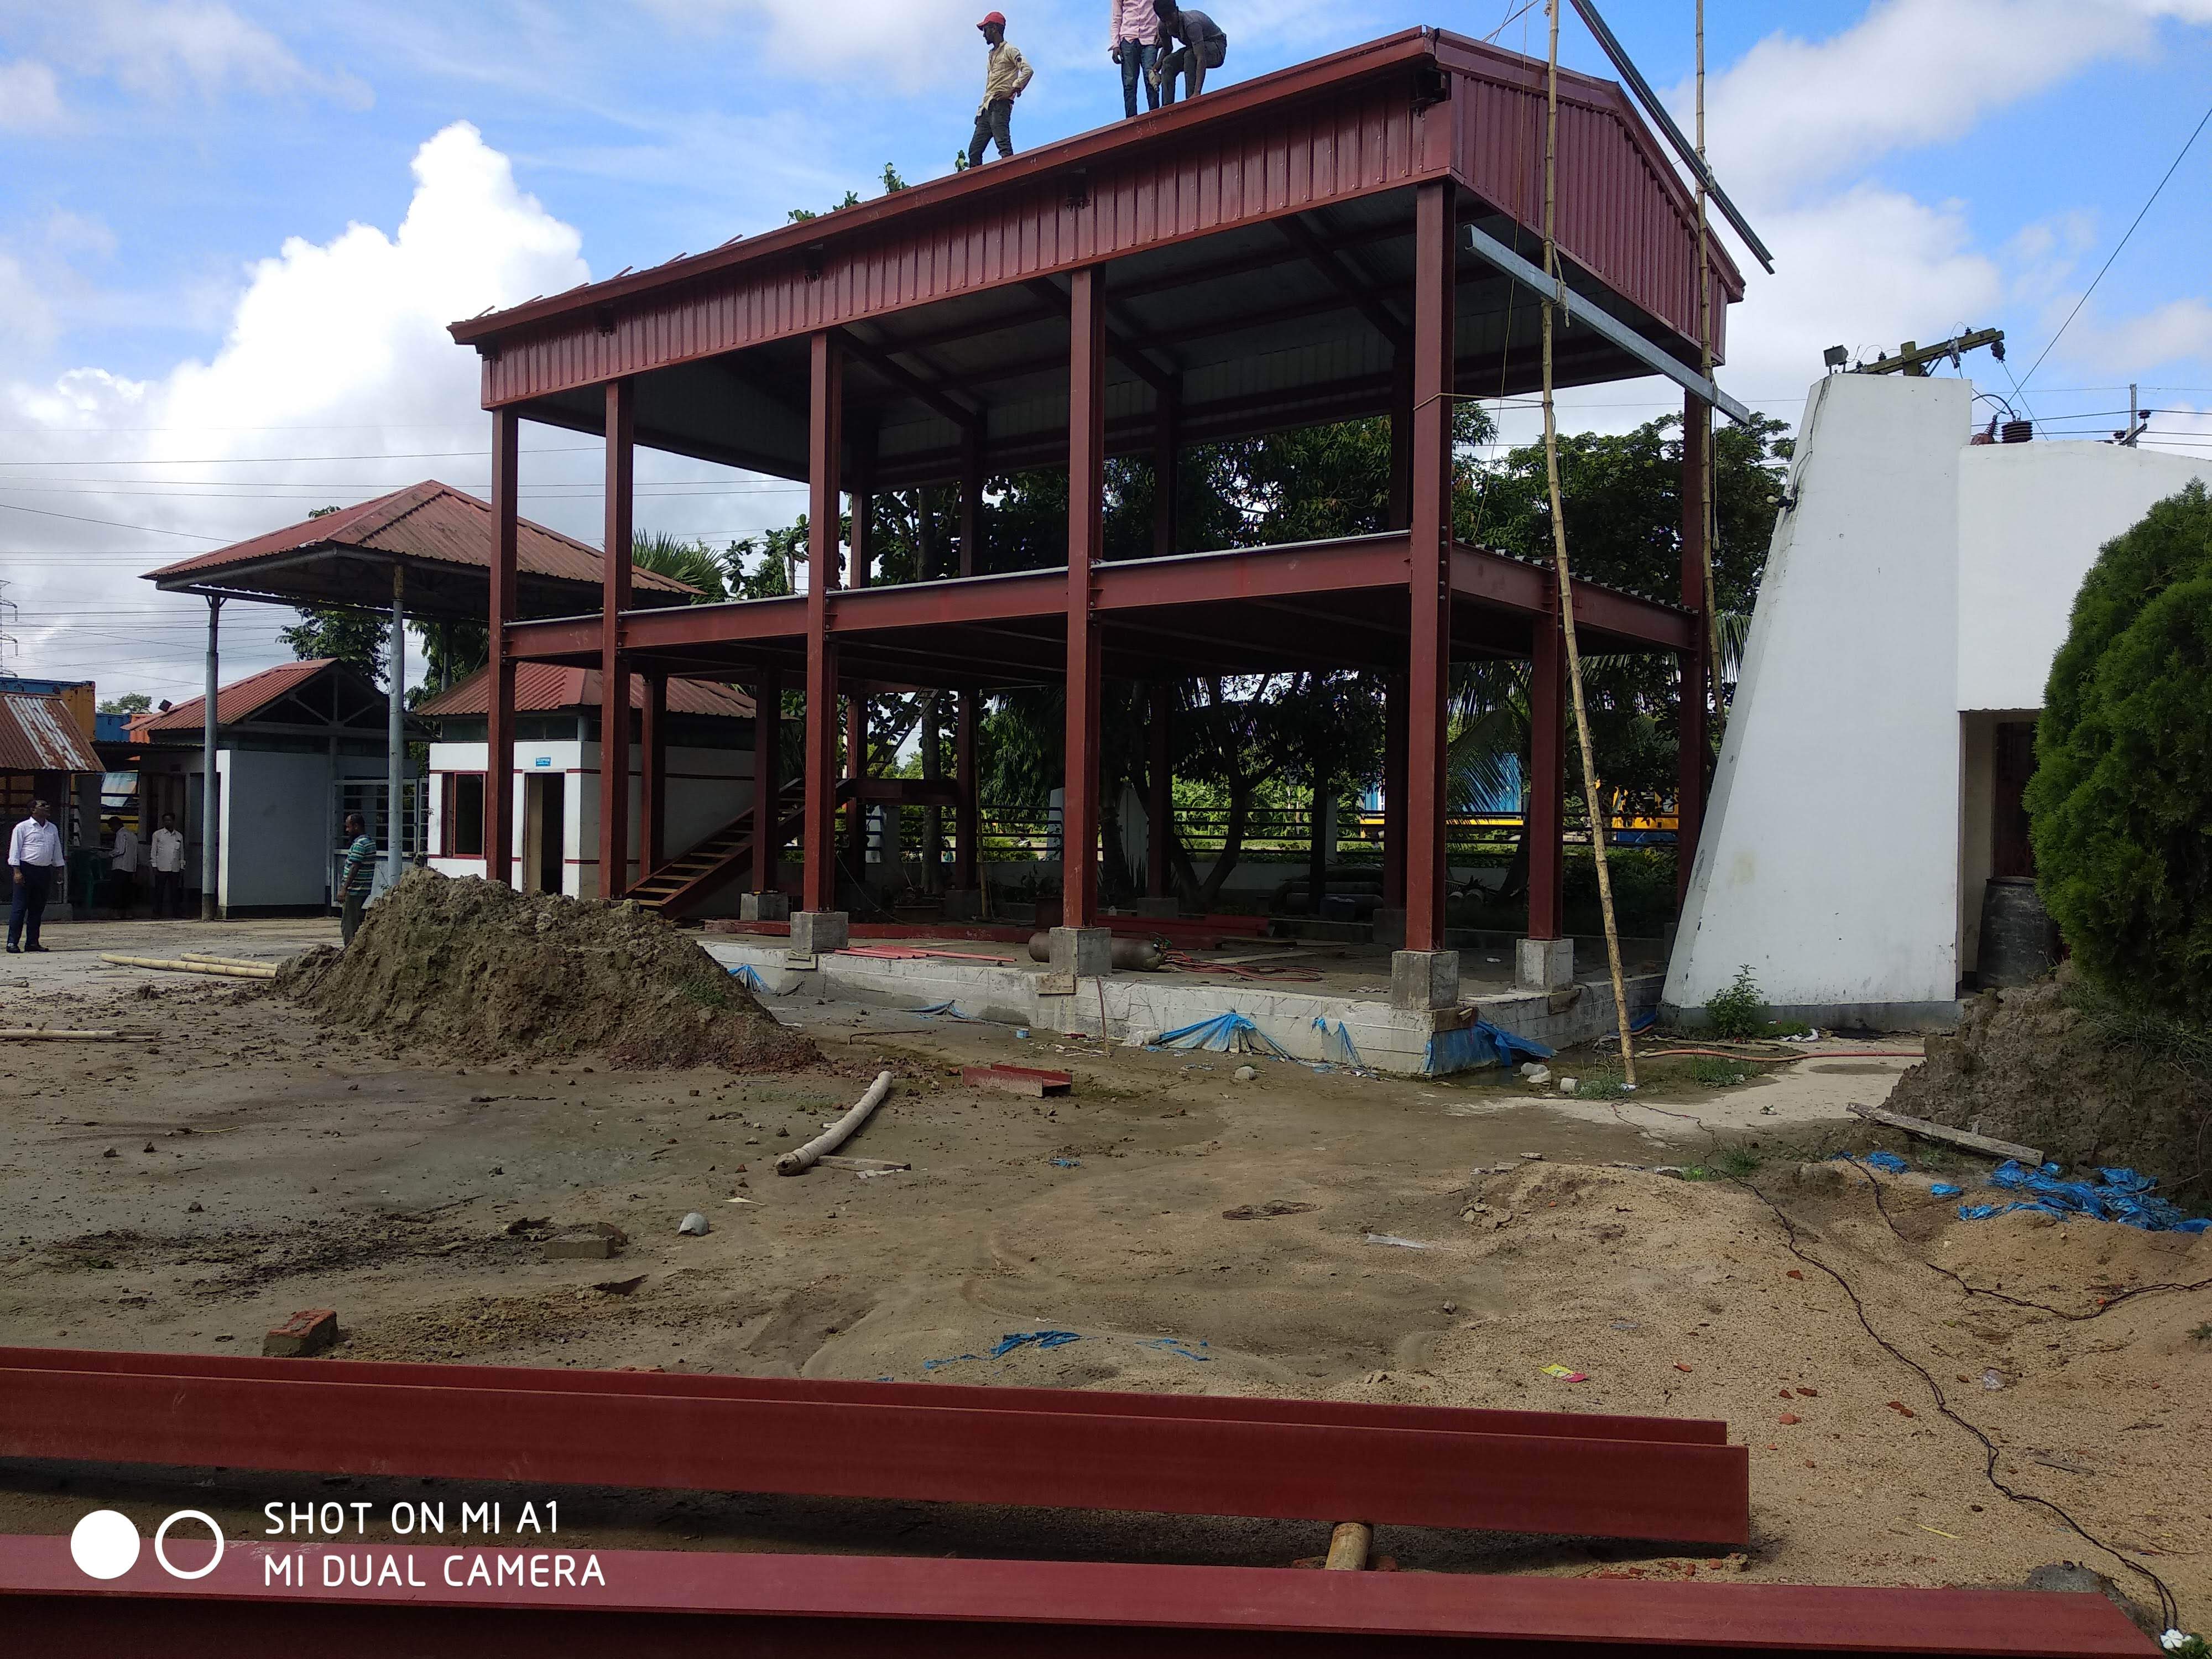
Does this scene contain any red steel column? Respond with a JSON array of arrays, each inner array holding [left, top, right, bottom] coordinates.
[[1151, 378, 1180, 556], [845, 484, 870, 866], [954, 434, 982, 893], [752, 666, 782, 895], [1387, 355, 1414, 532], [1146, 682, 1171, 898], [485, 408, 518, 888], [599, 378, 634, 900], [1405, 179, 1455, 953], [1528, 595, 1566, 941], [1677, 391, 1710, 904], [1062, 265, 1107, 930], [802, 331, 843, 915], [639, 670, 666, 876], [1383, 671, 1407, 910]]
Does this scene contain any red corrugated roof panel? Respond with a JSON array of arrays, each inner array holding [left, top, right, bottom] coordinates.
[[417, 662, 753, 721], [0, 692, 102, 773], [128, 658, 340, 737], [142, 481, 697, 596]]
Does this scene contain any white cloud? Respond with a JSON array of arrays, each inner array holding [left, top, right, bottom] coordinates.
[[0, 56, 65, 129], [0, 250, 59, 355], [27, 0, 371, 108], [634, 0, 979, 92], [0, 122, 588, 696], [1693, 0, 2179, 207]]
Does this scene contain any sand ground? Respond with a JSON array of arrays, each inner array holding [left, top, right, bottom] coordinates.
[[1, 915, 2204, 1628]]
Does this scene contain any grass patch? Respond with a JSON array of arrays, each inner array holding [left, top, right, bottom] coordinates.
[[1687, 1056, 1756, 1087], [1570, 1066, 1627, 1099], [1712, 1142, 1765, 1178], [2193, 1322, 2212, 1344]]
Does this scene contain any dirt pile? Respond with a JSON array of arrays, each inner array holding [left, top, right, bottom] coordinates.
[[1885, 969, 2210, 1183], [278, 869, 817, 1071]]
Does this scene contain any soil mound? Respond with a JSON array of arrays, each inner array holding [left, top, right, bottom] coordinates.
[[278, 869, 817, 1071], [1885, 968, 2210, 1183]]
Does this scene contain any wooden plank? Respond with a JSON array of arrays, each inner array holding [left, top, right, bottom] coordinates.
[[1847, 1101, 2042, 1165]]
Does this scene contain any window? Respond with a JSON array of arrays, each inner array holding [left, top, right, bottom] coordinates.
[[444, 773, 486, 857]]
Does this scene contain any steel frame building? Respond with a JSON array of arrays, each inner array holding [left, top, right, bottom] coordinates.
[[448, 26, 1745, 998]]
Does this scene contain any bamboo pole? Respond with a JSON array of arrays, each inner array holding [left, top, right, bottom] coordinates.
[[99, 954, 276, 980], [178, 952, 279, 970], [1323, 1522, 1373, 1571], [0, 1030, 147, 1041], [1695, 0, 1726, 735], [1542, 1, 1637, 1087]]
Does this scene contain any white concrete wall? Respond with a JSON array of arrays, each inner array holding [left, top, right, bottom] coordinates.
[[427, 738, 753, 907], [216, 748, 392, 910], [1667, 373, 1973, 1022], [1957, 442, 2211, 709]]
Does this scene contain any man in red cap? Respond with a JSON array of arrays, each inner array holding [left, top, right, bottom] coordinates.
[[967, 12, 1033, 168]]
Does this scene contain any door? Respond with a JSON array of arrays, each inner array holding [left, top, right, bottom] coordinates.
[[1991, 721, 2037, 880], [523, 772, 566, 895]]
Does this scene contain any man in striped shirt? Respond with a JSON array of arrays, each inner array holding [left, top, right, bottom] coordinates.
[[340, 812, 378, 946]]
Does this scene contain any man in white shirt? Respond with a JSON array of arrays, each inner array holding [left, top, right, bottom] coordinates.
[[150, 812, 185, 919], [7, 799, 67, 954], [106, 815, 139, 919]]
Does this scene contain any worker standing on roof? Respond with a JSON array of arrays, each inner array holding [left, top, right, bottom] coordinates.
[[1110, 0, 1161, 116], [967, 12, 1033, 168], [1150, 0, 1225, 103]]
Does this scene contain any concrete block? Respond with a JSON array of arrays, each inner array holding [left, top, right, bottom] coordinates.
[[1132, 895, 1180, 920], [1048, 925, 1113, 979], [1516, 936, 1575, 992], [544, 1235, 614, 1259], [942, 889, 982, 921], [789, 910, 849, 956], [1390, 949, 1460, 1011], [263, 1308, 338, 1358], [740, 891, 790, 922], [1371, 906, 1406, 949]]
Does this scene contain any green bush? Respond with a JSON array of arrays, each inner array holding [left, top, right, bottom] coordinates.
[[2027, 483, 2212, 1022], [1705, 964, 1770, 1041]]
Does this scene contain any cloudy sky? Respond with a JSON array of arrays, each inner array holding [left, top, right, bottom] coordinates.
[[3, 0, 2209, 704]]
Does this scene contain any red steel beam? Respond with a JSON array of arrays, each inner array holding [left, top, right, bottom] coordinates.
[[1063, 264, 1107, 931], [802, 330, 842, 915], [0, 1350, 1747, 1544], [1528, 593, 1566, 941], [1404, 178, 1455, 953], [639, 669, 666, 875], [0, 1539, 2153, 1656], [1677, 388, 1710, 902], [599, 377, 635, 900]]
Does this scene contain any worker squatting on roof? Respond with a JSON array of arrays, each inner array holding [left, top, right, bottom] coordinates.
[[964, 1, 1230, 168]]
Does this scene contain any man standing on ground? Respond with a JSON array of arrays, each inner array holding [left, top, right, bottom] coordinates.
[[1150, 0, 1225, 103], [106, 815, 139, 919], [1110, 0, 1160, 117], [7, 800, 66, 954], [967, 12, 1032, 168], [150, 812, 184, 919], [340, 812, 377, 946]]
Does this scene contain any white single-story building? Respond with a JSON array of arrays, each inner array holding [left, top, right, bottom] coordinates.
[[420, 664, 757, 907], [1667, 372, 2212, 1027], [128, 658, 420, 916]]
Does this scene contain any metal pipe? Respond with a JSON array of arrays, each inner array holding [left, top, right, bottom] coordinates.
[[199, 594, 221, 920]]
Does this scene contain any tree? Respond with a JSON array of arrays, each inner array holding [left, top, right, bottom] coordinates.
[[99, 691, 153, 715], [2026, 482, 2212, 1022]]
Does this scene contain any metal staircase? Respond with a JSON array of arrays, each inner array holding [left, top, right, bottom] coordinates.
[[627, 777, 807, 918]]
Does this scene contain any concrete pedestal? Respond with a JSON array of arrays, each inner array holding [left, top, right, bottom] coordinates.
[[1390, 948, 1460, 1011], [1132, 896, 1179, 920], [1048, 925, 1113, 979], [1371, 906, 1406, 950], [789, 910, 849, 957], [742, 891, 791, 922], [1516, 936, 1574, 991]]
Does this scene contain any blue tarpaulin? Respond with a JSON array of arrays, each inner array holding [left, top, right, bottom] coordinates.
[[1958, 1160, 2209, 1233], [1311, 1017, 1366, 1069], [1151, 1011, 1295, 1058], [1426, 1020, 1553, 1076]]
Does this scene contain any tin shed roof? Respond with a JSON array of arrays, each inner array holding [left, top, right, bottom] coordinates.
[[0, 692, 102, 773]]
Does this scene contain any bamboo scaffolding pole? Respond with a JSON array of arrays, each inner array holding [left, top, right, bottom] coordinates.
[[1695, 0, 1726, 737], [99, 954, 276, 980], [178, 952, 280, 970], [0, 1030, 149, 1041], [1542, 1, 1637, 1087]]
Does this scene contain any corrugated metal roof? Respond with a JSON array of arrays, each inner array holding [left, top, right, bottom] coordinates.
[[417, 662, 753, 721], [128, 658, 339, 736], [0, 692, 102, 773], [142, 481, 697, 596]]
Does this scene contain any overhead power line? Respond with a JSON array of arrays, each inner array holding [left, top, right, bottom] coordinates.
[[2020, 95, 2212, 389]]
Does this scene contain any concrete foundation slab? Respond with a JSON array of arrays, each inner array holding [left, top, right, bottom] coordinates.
[[1390, 950, 1460, 1011], [1516, 937, 1574, 992], [742, 891, 791, 922]]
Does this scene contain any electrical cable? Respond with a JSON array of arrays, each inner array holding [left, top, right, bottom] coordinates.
[[2018, 95, 2212, 391], [1737, 1173, 2182, 1632]]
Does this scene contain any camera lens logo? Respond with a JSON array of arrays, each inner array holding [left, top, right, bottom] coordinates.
[[70, 1509, 225, 1581]]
